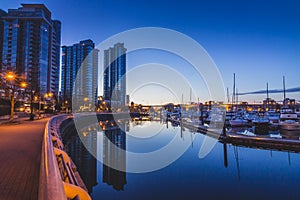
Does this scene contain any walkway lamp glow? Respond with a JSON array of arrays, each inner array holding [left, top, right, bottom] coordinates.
[[5, 71, 15, 81], [20, 82, 28, 88], [6, 72, 16, 122]]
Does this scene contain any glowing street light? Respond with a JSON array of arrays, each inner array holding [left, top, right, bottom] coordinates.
[[5, 72, 15, 81], [44, 92, 53, 98], [65, 100, 69, 113], [5, 72, 16, 122], [20, 82, 28, 88], [83, 97, 89, 102], [44, 92, 55, 113]]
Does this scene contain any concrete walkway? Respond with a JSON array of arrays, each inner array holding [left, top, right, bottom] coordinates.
[[0, 118, 49, 200]]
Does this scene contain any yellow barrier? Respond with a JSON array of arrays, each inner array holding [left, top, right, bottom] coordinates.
[[39, 115, 92, 200], [63, 182, 91, 200], [52, 136, 64, 149], [54, 147, 71, 165]]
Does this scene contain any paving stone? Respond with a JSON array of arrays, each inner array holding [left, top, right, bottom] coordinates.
[[0, 118, 49, 200]]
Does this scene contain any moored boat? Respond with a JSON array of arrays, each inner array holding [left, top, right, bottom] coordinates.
[[279, 76, 300, 131], [225, 111, 235, 125], [230, 117, 249, 127], [244, 111, 257, 125], [253, 113, 269, 134], [266, 110, 280, 130], [279, 108, 300, 131]]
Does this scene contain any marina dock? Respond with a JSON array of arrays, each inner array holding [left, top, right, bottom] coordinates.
[[167, 117, 300, 152], [222, 132, 300, 152]]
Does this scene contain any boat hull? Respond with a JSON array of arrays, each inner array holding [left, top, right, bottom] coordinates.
[[280, 129, 300, 140], [253, 122, 269, 134], [279, 123, 300, 131], [230, 120, 249, 127]]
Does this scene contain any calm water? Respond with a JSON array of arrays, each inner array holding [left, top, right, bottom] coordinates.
[[63, 119, 300, 200]]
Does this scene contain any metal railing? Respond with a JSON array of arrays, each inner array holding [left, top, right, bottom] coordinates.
[[38, 115, 91, 200]]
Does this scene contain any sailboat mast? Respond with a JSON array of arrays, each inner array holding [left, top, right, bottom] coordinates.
[[232, 73, 236, 110], [227, 87, 230, 103], [236, 88, 238, 105], [190, 88, 192, 103], [267, 82, 269, 99], [283, 76, 286, 105], [267, 82, 269, 110], [234, 146, 241, 181]]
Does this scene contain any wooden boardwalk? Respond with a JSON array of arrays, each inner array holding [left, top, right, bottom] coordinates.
[[0, 118, 49, 200]]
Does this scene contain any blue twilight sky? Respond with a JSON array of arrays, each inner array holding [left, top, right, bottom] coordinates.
[[1, 0, 300, 103]]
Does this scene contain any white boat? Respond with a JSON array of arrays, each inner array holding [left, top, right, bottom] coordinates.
[[279, 108, 300, 131], [253, 114, 269, 126], [240, 130, 256, 137], [225, 111, 235, 125], [230, 117, 249, 127], [269, 134, 282, 139], [229, 109, 248, 127], [225, 111, 235, 120], [266, 110, 280, 126], [205, 107, 225, 128], [279, 76, 300, 131], [244, 111, 257, 124], [280, 120, 300, 131]]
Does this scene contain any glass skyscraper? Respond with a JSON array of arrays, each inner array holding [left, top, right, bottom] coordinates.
[[61, 39, 99, 110], [0, 9, 7, 72], [1, 4, 61, 96], [103, 43, 127, 109]]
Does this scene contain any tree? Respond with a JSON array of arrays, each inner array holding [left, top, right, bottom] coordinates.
[[0, 71, 27, 122]]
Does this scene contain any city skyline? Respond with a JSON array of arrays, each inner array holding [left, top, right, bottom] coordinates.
[[1, 0, 300, 103], [1, 2, 300, 200]]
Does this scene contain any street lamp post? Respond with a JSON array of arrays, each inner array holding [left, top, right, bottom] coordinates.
[[48, 92, 55, 113], [65, 100, 69, 113], [6, 72, 16, 123], [44, 92, 55, 114], [30, 90, 35, 121], [4, 72, 27, 123], [38, 95, 41, 119], [9, 88, 15, 122]]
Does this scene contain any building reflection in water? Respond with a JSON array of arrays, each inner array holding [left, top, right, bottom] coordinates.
[[101, 120, 128, 191], [63, 123, 98, 193], [63, 117, 300, 196]]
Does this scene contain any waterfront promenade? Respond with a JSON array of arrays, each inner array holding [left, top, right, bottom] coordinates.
[[0, 118, 49, 200]]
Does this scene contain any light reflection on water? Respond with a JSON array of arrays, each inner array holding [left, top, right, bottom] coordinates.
[[63, 119, 300, 200]]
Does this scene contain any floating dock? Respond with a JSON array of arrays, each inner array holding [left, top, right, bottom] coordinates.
[[168, 117, 300, 152]]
